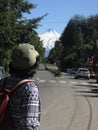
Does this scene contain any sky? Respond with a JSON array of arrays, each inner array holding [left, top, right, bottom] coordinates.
[[24, 0, 98, 35]]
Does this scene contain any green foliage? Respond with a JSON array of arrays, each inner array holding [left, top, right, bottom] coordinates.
[[0, 49, 12, 71], [48, 14, 98, 69], [60, 14, 98, 68], [0, 0, 46, 70], [48, 40, 63, 65], [45, 65, 61, 77]]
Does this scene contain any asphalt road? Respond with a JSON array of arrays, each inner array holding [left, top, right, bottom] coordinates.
[[34, 65, 98, 130]]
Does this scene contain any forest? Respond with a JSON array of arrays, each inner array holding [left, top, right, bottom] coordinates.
[[48, 15, 98, 70]]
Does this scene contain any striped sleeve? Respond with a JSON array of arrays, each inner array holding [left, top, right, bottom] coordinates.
[[21, 82, 40, 130]]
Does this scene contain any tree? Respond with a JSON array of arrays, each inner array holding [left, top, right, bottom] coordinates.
[[48, 40, 63, 66], [0, 0, 35, 48], [60, 14, 98, 68], [0, 0, 46, 69]]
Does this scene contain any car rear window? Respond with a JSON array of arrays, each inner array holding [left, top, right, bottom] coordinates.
[[79, 69, 88, 72]]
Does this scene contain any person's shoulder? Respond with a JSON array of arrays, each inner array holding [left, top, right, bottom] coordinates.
[[27, 80, 38, 89], [23, 80, 38, 89]]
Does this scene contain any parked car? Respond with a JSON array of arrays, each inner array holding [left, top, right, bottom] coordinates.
[[89, 68, 96, 79], [67, 68, 72, 73], [74, 68, 90, 79], [70, 68, 78, 74], [0, 66, 6, 79]]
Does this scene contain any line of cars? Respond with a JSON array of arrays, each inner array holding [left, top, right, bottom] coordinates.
[[67, 67, 96, 80]]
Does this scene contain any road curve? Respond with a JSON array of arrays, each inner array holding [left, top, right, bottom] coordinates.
[[34, 67, 98, 130]]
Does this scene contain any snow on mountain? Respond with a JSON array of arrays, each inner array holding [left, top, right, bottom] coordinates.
[[39, 29, 60, 57]]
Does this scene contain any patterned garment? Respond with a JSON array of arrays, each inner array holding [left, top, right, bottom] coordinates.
[[1, 77, 41, 130]]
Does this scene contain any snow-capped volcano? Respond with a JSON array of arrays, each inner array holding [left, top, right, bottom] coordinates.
[[39, 29, 60, 56]]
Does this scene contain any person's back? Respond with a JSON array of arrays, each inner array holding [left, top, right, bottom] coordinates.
[[1, 43, 41, 130]]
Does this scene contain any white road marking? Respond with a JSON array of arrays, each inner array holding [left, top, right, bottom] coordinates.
[[49, 80, 56, 83], [71, 81, 77, 84], [38, 80, 46, 83], [60, 80, 66, 83]]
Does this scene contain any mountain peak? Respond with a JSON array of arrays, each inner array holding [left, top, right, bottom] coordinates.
[[39, 29, 60, 57], [47, 29, 55, 32]]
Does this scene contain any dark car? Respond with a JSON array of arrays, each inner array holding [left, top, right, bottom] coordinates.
[[70, 68, 78, 74], [0, 66, 6, 79]]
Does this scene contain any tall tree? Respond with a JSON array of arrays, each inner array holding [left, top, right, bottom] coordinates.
[[48, 40, 63, 65], [0, 0, 46, 69], [60, 14, 98, 68], [0, 0, 35, 48]]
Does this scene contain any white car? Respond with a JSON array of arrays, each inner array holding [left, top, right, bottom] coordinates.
[[74, 68, 90, 79]]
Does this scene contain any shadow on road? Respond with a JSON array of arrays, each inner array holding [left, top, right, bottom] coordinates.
[[74, 83, 98, 98]]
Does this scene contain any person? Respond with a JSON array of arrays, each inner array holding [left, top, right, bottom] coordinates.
[[0, 43, 41, 130]]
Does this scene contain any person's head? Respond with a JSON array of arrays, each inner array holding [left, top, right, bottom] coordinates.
[[9, 43, 39, 77]]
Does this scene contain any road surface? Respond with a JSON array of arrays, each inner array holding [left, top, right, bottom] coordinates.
[[34, 65, 98, 130]]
